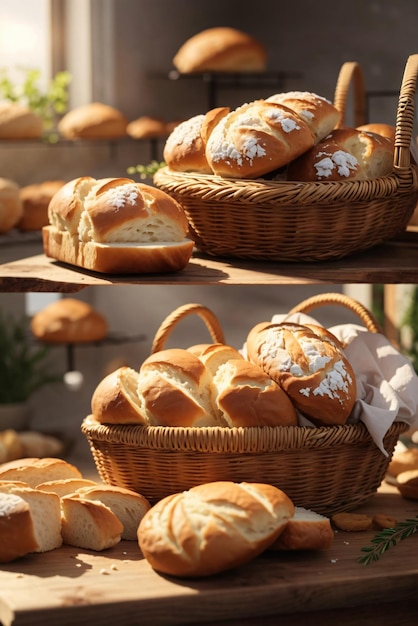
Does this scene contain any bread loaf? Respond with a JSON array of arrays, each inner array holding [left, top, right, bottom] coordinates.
[[196, 343, 244, 376], [17, 180, 66, 231], [58, 102, 128, 139], [205, 100, 315, 178], [173, 27, 267, 73], [30, 297, 108, 344], [287, 127, 394, 181], [138, 481, 294, 577], [356, 123, 396, 141], [61, 495, 123, 550], [0, 102, 43, 139], [0, 177, 23, 233], [0, 457, 82, 487], [246, 322, 356, 425], [43, 176, 194, 274], [0, 492, 39, 562], [266, 91, 341, 143], [127, 116, 168, 139], [91, 366, 146, 425], [387, 447, 418, 478], [269, 506, 334, 551]]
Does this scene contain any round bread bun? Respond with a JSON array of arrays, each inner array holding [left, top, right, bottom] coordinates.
[[0, 102, 43, 139], [138, 348, 221, 427], [91, 366, 147, 425], [0, 178, 23, 233], [287, 127, 394, 182], [127, 116, 168, 139], [205, 99, 316, 179], [138, 481, 294, 578], [173, 27, 267, 74], [17, 180, 66, 231], [266, 91, 341, 143], [30, 297, 108, 344], [163, 108, 229, 173], [58, 102, 128, 139], [246, 322, 356, 425], [212, 358, 298, 427]]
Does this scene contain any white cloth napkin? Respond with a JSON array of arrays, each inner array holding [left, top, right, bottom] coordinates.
[[269, 312, 418, 455]]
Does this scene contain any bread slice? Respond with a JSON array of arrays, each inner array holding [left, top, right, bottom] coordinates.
[[75, 484, 151, 540], [269, 506, 334, 551], [0, 486, 62, 552], [36, 478, 99, 497], [61, 496, 123, 550], [0, 457, 82, 487], [0, 492, 39, 562]]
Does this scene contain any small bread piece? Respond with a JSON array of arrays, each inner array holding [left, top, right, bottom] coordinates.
[[17, 180, 66, 231], [138, 481, 294, 577], [0, 102, 43, 139], [61, 495, 123, 550], [58, 102, 128, 139], [205, 100, 315, 179], [91, 366, 147, 425], [331, 512, 373, 532], [270, 506, 334, 551], [35, 478, 98, 497], [0, 457, 82, 487], [266, 91, 341, 143], [0, 486, 62, 551], [212, 359, 298, 427], [75, 484, 151, 540], [396, 469, 418, 500], [138, 348, 220, 426], [373, 513, 397, 529], [173, 27, 267, 73], [30, 297, 108, 344], [287, 127, 394, 182], [387, 448, 418, 478], [0, 177, 23, 233], [127, 116, 168, 139], [246, 322, 356, 425], [0, 492, 39, 562]]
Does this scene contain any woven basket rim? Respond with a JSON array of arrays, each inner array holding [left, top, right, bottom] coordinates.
[[81, 416, 408, 453]]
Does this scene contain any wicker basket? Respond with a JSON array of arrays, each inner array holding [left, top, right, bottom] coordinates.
[[82, 293, 408, 515], [154, 55, 418, 262]]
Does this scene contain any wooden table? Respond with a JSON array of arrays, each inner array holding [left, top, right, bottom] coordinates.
[[1, 482, 417, 626]]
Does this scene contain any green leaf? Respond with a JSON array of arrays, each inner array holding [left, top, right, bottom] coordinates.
[[358, 516, 418, 565]]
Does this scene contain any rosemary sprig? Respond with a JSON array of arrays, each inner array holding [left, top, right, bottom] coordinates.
[[358, 516, 418, 565]]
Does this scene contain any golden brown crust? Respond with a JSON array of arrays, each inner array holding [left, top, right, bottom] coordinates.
[[61, 496, 123, 550], [30, 297, 108, 343], [138, 481, 294, 577], [0, 177, 23, 233], [270, 506, 334, 551], [0, 103, 43, 139], [356, 123, 396, 141], [127, 116, 168, 139], [331, 512, 373, 531], [396, 469, 418, 500], [0, 493, 39, 562], [91, 366, 147, 425], [173, 27, 267, 73], [58, 102, 128, 139], [163, 114, 213, 173], [0, 457, 82, 487], [18, 180, 66, 231], [387, 448, 418, 478], [47, 176, 96, 235]]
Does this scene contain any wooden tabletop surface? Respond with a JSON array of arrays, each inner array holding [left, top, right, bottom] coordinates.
[[0, 481, 417, 626]]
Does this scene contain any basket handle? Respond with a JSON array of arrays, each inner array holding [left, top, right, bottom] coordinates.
[[286, 292, 383, 335], [393, 53, 418, 170], [151, 303, 225, 353], [333, 61, 367, 128]]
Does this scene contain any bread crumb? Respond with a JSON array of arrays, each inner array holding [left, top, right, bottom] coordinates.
[[100, 568, 110, 575], [110, 564, 118, 571]]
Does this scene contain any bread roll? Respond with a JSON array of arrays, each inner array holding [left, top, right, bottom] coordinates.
[[246, 322, 356, 425], [173, 27, 267, 73], [138, 348, 221, 426], [287, 127, 394, 182], [388, 448, 418, 478], [163, 108, 229, 173], [91, 366, 147, 425], [0, 177, 23, 233], [61, 495, 123, 550], [58, 102, 127, 139], [17, 180, 66, 231], [212, 359, 298, 427], [30, 297, 108, 344], [43, 176, 194, 274], [138, 481, 294, 577], [127, 116, 168, 139], [0, 102, 43, 139], [205, 100, 315, 178], [0, 457, 82, 487], [17, 431, 65, 458], [266, 91, 341, 143], [396, 469, 418, 500], [0, 492, 39, 562], [269, 506, 334, 551]]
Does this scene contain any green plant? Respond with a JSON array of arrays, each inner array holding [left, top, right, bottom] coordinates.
[[358, 516, 418, 565], [0, 311, 61, 404], [127, 160, 166, 180], [0, 67, 72, 142]]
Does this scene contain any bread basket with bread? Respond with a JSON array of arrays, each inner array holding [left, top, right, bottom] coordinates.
[[81, 294, 413, 516], [154, 54, 418, 262]]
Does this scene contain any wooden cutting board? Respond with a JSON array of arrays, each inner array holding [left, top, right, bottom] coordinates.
[[0, 483, 417, 626]]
